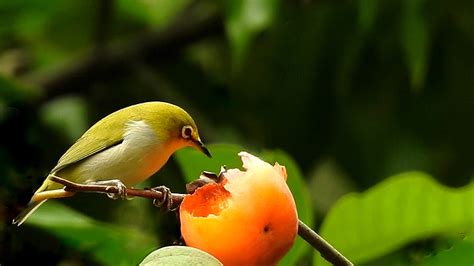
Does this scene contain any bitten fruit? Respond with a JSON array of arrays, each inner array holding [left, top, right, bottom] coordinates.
[[180, 152, 298, 266]]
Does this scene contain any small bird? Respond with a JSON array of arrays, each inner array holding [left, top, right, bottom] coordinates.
[[13, 101, 211, 226]]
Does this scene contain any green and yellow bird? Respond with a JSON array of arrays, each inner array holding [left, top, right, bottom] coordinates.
[[13, 101, 211, 226]]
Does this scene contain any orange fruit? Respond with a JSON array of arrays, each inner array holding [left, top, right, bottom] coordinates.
[[180, 152, 298, 266]]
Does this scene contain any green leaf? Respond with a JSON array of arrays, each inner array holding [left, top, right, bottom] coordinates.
[[174, 143, 245, 183], [401, 0, 430, 92], [140, 246, 223, 266], [0, 75, 39, 122], [314, 172, 474, 266], [10, 1, 95, 68], [225, 0, 279, 69], [117, 0, 191, 28], [420, 237, 474, 266], [40, 96, 88, 142], [360, 249, 411, 266], [28, 201, 158, 266], [358, 0, 378, 33], [260, 150, 315, 266], [0, 75, 38, 103], [175, 144, 314, 265]]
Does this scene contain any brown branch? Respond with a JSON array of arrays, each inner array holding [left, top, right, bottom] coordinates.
[[298, 220, 353, 266], [27, 2, 223, 101], [49, 175, 353, 266], [48, 175, 185, 207]]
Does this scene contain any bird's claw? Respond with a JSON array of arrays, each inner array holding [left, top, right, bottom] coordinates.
[[107, 182, 127, 200], [151, 186, 176, 211], [87, 179, 128, 200]]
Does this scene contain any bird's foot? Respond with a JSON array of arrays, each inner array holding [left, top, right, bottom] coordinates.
[[150, 186, 176, 211], [87, 179, 128, 199]]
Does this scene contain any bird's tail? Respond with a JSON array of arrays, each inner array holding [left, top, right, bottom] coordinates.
[[12, 199, 47, 226]]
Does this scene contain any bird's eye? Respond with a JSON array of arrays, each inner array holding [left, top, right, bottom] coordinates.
[[182, 126, 193, 139]]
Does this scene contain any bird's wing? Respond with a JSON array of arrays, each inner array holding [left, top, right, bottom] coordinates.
[[50, 117, 125, 174]]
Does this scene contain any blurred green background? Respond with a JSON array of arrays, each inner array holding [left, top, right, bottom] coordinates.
[[0, 0, 473, 265]]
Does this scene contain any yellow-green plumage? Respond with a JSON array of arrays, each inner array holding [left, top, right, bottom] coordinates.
[[13, 102, 209, 226]]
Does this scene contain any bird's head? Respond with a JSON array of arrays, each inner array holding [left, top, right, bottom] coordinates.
[[146, 102, 211, 158], [176, 121, 211, 158]]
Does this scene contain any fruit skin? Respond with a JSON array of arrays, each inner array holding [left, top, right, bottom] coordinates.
[[180, 152, 298, 266]]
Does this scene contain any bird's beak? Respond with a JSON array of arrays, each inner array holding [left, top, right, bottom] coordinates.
[[194, 138, 212, 158]]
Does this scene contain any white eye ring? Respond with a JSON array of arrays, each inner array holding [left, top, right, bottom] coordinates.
[[182, 126, 193, 139]]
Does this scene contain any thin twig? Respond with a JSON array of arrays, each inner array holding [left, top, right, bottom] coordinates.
[[48, 175, 185, 206], [49, 175, 353, 266], [26, 2, 223, 101], [298, 220, 353, 266]]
